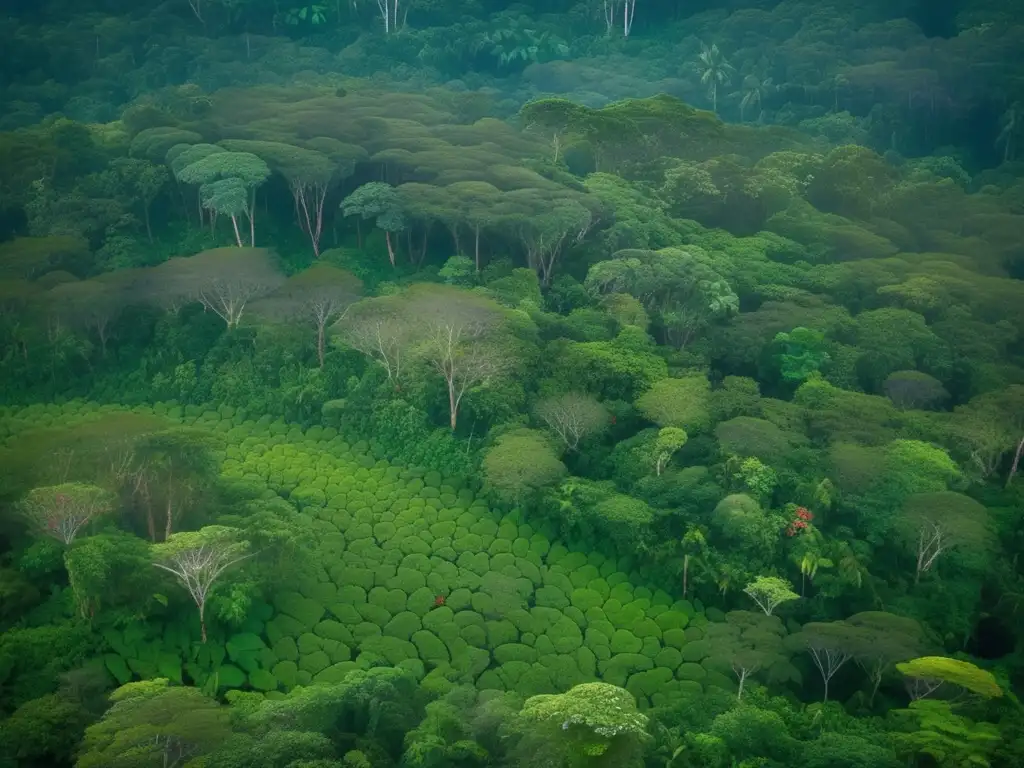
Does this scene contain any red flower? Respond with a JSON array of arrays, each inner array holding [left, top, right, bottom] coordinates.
[[434, 594, 446, 607]]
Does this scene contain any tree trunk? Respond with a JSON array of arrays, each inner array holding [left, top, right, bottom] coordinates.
[[164, 496, 173, 541], [143, 203, 153, 242], [230, 215, 243, 247], [1007, 435, 1024, 488], [199, 600, 207, 643], [737, 669, 747, 701], [385, 230, 396, 266], [474, 225, 481, 272], [682, 553, 689, 598], [317, 322, 326, 368], [448, 383, 458, 431], [869, 670, 882, 706]]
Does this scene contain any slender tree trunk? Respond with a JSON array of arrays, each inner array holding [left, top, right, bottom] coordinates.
[[230, 215, 243, 247], [143, 203, 153, 242], [385, 230, 396, 266], [199, 600, 207, 643], [737, 668, 747, 701], [869, 670, 882, 706], [682, 553, 689, 598], [474, 225, 481, 272], [1007, 435, 1024, 488], [448, 383, 458, 430], [317, 322, 326, 368]]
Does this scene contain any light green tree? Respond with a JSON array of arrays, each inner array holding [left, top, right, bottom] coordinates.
[[516, 682, 648, 767], [743, 576, 799, 617], [151, 525, 252, 642], [896, 656, 1003, 700], [483, 428, 567, 504]]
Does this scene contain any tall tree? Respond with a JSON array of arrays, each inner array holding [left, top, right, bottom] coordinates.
[[219, 139, 357, 258], [151, 525, 252, 643], [253, 264, 363, 367], [788, 621, 868, 702], [705, 611, 790, 701], [534, 392, 609, 451], [695, 43, 735, 115], [125, 428, 220, 542], [174, 150, 271, 246], [141, 247, 284, 329], [845, 611, 931, 705], [333, 295, 413, 382], [898, 491, 991, 584], [340, 182, 406, 266], [18, 483, 116, 546], [503, 188, 597, 285], [401, 284, 513, 430], [45, 273, 132, 357]]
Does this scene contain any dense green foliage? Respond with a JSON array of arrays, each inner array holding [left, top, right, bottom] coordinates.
[[1, 1, 1024, 767]]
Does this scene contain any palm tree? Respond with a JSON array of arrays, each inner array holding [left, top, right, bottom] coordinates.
[[996, 102, 1023, 163], [695, 42, 735, 115], [737, 73, 774, 122]]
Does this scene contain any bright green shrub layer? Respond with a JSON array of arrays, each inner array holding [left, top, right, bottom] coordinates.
[[2, 403, 727, 701]]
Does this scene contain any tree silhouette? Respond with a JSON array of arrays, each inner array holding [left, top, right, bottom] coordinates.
[[737, 74, 774, 122], [695, 42, 735, 115], [996, 102, 1023, 163]]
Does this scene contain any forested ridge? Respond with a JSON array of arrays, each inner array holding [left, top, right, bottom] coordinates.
[[1, 1, 1024, 767]]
